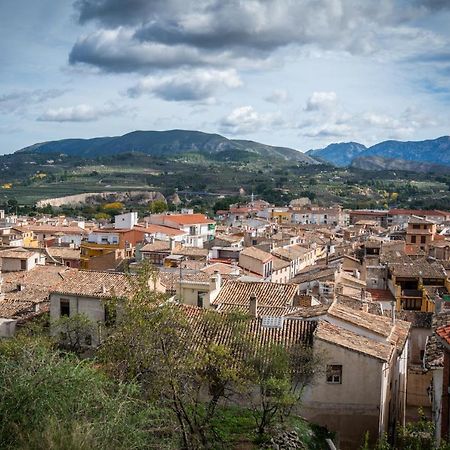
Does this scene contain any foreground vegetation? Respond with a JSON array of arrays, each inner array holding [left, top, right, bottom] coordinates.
[[0, 268, 329, 450]]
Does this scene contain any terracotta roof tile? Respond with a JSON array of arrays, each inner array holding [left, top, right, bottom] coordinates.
[[315, 321, 393, 362], [212, 281, 298, 309], [51, 270, 134, 299]]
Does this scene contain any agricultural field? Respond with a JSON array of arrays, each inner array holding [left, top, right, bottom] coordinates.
[[0, 151, 449, 213]]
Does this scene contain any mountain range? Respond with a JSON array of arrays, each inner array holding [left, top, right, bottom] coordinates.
[[17, 129, 317, 164], [306, 136, 450, 168], [15, 131, 450, 172]]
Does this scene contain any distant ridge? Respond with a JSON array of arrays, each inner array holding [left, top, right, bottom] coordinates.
[[17, 129, 318, 164], [306, 136, 450, 168]]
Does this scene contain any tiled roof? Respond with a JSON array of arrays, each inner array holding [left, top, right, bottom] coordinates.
[[327, 301, 410, 350], [396, 311, 433, 328], [0, 266, 70, 319], [51, 270, 134, 299], [272, 245, 309, 261], [182, 305, 316, 348], [315, 321, 393, 362], [153, 214, 215, 225], [336, 295, 383, 315], [0, 248, 38, 259], [201, 263, 241, 275], [289, 267, 336, 284], [437, 325, 450, 347], [23, 225, 86, 234], [389, 209, 449, 217], [0, 300, 36, 319], [240, 246, 272, 263], [46, 247, 81, 260], [172, 247, 209, 257], [212, 280, 298, 309], [140, 241, 171, 252], [159, 270, 211, 289], [367, 289, 395, 302], [272, 256, 290, 270], [424, 313, 450, 369], [136, 224, 187, 236], [408, 215, 435, 225], [388, 257, 447, 279], [2, 265, 69, 292]]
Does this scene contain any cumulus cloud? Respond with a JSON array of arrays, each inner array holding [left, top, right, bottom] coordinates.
[[37, 103, 123, 122], [220, 105, 284, 135], [297, 91, 439, 141], [305, 91, 337, 112], [127, 69, 242, 101], [0, 89, 66, 114]]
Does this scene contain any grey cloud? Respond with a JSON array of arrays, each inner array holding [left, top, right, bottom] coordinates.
[[414, 0, 450, 10], [74, 0, 174, 26], [69, 28, 230, 72], [70, 0, 421, 73], [0, 89, 66, 114], [127, 69, 241, 101]]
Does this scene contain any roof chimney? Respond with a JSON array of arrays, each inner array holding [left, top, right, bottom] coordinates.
[[249, 294, 258, 318], [391, 301, 396, 324]]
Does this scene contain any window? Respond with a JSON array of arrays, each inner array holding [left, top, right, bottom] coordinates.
[[403, 298, 422, 311], [60, 299, 70, 317], [20, 259, 26, 270], [197, 292, 204, 308], [411, 236, 416, 244], [326, 365, 342, 384], [421, 236, 426, 244], [413, 224, 420, 230]]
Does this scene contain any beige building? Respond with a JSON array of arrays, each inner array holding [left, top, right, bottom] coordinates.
[[0, 248, 45, 272], [238, 246, 273, 279]]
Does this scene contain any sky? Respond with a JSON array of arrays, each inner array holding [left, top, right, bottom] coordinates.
[[1, 0, 450, 154]]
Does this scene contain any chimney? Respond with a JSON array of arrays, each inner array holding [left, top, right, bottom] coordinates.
[[209, 271, 221, 292], [17, 283, 24, 292], [435, 294, 443, 314], [101, 285, 107, 294], [170, 238, 175, 250], [391, 301, 396, 324], [249, 294, 258, 317]]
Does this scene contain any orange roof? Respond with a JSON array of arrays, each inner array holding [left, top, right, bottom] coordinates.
[[19, 225, 86, 234], [436, 325, 450, 347], [367, 289, 395, 302]]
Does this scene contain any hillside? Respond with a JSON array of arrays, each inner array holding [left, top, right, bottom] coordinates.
[[306, 142, 367, 167], [351, 156, 450, 173], [306, 136, 450, 168], [17, 129, 317, 164]]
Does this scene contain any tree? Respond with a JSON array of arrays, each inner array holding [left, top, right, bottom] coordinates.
[[53, 313, 96, 354], [99, 264, 321, 448], [247, 341, 320, 436], [149, 199, 168, 214]]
